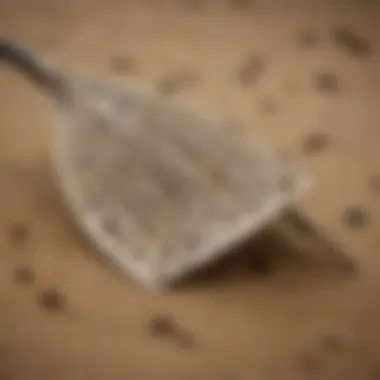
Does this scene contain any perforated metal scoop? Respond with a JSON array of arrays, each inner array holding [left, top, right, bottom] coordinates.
[[1, 40, 311, 290]]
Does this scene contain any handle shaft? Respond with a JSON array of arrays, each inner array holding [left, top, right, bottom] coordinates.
[[0, 39, 66, 96]]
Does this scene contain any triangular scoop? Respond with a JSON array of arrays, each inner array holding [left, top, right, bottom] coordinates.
[[51, 75, 310, 289], [1, 40, 311, 290]]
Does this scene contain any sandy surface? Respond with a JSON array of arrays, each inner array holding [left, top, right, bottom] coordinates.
[[0, 0, 380, 379]]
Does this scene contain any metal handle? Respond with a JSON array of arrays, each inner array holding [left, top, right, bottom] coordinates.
[[0, 39, 66, 97]]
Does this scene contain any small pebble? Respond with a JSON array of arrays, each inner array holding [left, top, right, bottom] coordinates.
[[303, 132, 329, 153], [157, 77, 181, 95], [342, 207, 369, 228], [147, 313, 177, 337], [8, 222, 29, 244], [157, 70, 197, 95], [13, 266, 35, 285], [109, 56, 136, 74], [237, 55, 266, 86], [315, 72, 340, 92], [332, 27, 371, 57], [39, 289, 66, 311]]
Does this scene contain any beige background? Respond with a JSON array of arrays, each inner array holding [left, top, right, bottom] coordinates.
[[0, 0, 380, 379]]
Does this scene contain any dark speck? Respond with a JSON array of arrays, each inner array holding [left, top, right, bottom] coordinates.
[[321, 332, 344, 351], [39, 289, 66, 312], [236, 55, 266, 87], [332, 27, 371, 57], [303, 132, 329, 153], [147, 314, 195, 349], [157, 70, 197, 95], [147, 313, 177, 337], [298, 29, 319, 47], [109, 56, 136, 74], [315, 72, 340, 92], [8, 222, 29, 244], [342, 207, 369, 228], [13, 266, 35, 285], [248, 253, 272, 275]]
